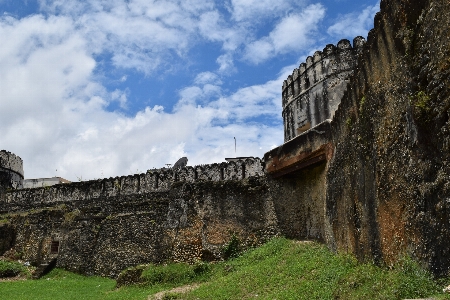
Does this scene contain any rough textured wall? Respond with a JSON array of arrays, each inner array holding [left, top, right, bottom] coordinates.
[[3, 158, 264, 212], [2, 0, 449, 279], [326, 0, 450, 276], [0, 158, 292, 277], [264, 120, 335, 244], [269, 162, 328, 242], [1, 177, 276, 277], [0, 150, 23, 190], [0, 154, 330, 277], [282, 38, 365, 142]]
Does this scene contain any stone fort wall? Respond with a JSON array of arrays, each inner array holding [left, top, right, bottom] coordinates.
[[3, 157, 264, 211], [0, 157, 284, 277], [2, 0, 450, 279]]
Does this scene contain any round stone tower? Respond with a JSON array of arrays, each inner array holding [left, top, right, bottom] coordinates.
[[0, 150, 24, 190], [281, 36, 366, 142]]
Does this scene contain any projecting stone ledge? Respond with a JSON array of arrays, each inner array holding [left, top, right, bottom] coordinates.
[[264, 120, 334, 178]]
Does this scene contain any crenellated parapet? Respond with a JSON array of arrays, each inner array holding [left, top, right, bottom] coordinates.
[[0, 150, 24, 190], [4, 157, 264, 209], [282, 37, 366, 142]]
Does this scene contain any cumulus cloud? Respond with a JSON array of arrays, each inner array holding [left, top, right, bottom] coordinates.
[[35, 0, 323, 75], [197, 10, 245, 52], [216, 53, 235, 74], [38, 0, 217, 74], [229, 0, 306, 22], [243, 4, 326, 64], [194, 72, 222, 85], [0, 11, 285, 181], [327, 2, 380, 38], [34, 0, 323, 75]]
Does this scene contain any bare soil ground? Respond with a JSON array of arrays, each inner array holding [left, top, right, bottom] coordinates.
[[148, 283, 201, 300]]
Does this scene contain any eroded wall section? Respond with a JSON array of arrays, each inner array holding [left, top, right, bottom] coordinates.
[[326, 0, 450, 276]]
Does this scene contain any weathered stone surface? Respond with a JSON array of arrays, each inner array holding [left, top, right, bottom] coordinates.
[[282, 38, 365, 142], [0, 167, 283, 277], [272, 0, 450, 277], [0, 150, 23, 190], [1, 0, 450, 280], [265, 120, 333, 178], [325, 0, 450, 276]]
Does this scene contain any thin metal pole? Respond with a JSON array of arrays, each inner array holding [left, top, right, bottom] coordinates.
[[234, 137, 236, 154]]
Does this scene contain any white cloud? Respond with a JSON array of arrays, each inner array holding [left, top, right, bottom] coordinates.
[[210, 80, 281, 121], [0, 12, 285, 181], [327, 2, 380, 38], [194, 72, 222, 85], [111, 89, 128, 109], [216, 53, 235, 74], [34, 0, 323, 76], [243, 4, 326, 64], [229, 0, 306, 22], [0, 14, 96, 124], [38, 0, 217, 74], [197, 10, 244, 52]]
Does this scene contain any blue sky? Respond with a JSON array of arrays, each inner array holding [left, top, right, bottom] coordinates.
[[0, 0, 379, 181]]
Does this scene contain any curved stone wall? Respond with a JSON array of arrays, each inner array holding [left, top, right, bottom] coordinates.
[[0, 150, 24, 190], [282, 37, 366, 142]]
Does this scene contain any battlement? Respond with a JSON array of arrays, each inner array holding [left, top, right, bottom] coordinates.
[[0, 150, 24, 190], [0, 150, 24, 177], [282, 37, 365, 142], [4, 157, 264, 209]]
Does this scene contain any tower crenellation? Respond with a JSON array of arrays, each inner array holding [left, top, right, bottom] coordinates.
[[282, 37, 366, 142], [0, 150, 24, 190]]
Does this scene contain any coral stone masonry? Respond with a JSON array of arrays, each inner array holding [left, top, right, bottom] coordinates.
[[1, 0, 450, 279], [0, 150, 24, 190], [282, 37, 365, 142]]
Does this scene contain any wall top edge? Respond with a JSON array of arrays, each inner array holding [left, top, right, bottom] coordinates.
[[282, 36, 366, 91], [0, 150, 24, 177], [15, 157, 264, 191]]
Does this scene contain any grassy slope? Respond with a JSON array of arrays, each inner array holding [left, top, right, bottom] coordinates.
[[183, 239, 448, 300], [1, 238, 449, 300]]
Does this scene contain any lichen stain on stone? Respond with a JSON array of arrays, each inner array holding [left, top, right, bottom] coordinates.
[[377, 195, 407, 266]]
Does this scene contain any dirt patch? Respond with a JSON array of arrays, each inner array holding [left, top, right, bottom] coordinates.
[[293, 240, 314, 244], [149, 284, 201, 300], [0, 275, 28, 282]]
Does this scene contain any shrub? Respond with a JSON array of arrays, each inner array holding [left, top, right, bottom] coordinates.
[[0, 260, 30, 278], [141, 263, 196, 286], [116, 264, 147, 287], [140, 260, 212, 287], [221, 234, 241, 260]]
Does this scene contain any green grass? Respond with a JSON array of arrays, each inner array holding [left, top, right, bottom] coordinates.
[[140, 261, 211, 286], [1, 238, 450, 300], [0, 268, 176, 300], [184, 239, 357, 299], [166, 239, 449, 300]]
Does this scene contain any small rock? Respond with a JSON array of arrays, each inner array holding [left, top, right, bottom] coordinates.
[[443, 284, 450, 293]]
